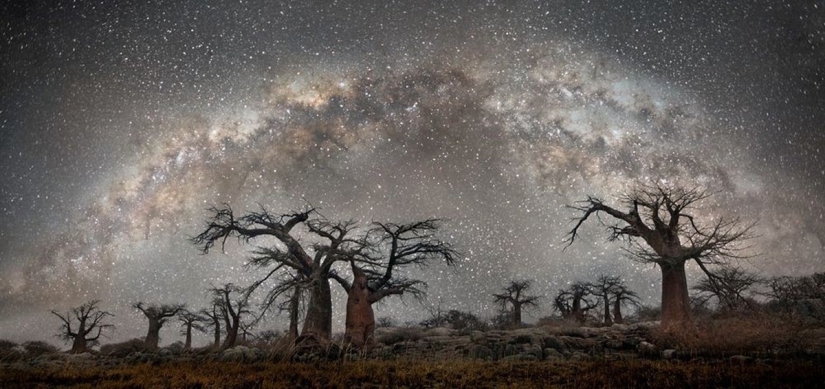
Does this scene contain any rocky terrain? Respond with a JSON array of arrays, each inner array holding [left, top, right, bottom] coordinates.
[[4, 321, 824, 370]]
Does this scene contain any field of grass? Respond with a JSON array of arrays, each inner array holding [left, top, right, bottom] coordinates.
[[2, 358, 823, 388]]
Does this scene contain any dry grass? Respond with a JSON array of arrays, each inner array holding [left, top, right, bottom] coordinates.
[[650, 313, 810, 357], [1, 358, 823, 388]]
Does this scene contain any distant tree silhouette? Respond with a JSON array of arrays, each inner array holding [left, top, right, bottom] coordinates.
[[210, 283, 251, 349], [610, 282, 642, 324], [177, 310, 207, 351], [587, 275, 622, 325], [199, 300, 223, 349], [133, 302, 186, 351], [492, 280, 540, 327], [693, 266, 761, 312], [566, 182, 754, 328], [51, 300, 114, 354], [553, 282, 598, 322]]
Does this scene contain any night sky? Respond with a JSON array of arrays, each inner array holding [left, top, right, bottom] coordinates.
[[1, 0, 824, 346]]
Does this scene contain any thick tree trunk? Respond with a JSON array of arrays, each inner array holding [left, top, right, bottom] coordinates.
[[145, 320, 162, 351], [301, 273, 332, 343], [222, 317, 239, 349], [659, 260, 692, 328], [70, 335, 88, 354], [344, 264, 375, 348], [288, 286, 300, 341], [613, 299, 624, 324], [513, 303, 522, 326], [602, 293, 612, 325], [184, 325, 192, 350], [212, 320, 221, 349]]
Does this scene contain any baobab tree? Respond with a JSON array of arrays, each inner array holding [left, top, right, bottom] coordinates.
[[492, 280, 540, 327], [566, 182, 753, 327], [553, 281, 598, 322], [200, 300, 223, 349], [333, 220, 458, 348], [193, 206, 363, 344], [587, 275, 622, 325], [177, 310, 207, 351], [610, 282, 641, 324], [211, 283, 251, 349], [51, 300, 114, 354], [133, 302, 186, 351], [194, 206, 457, 347], [692, 266, 761, 312]]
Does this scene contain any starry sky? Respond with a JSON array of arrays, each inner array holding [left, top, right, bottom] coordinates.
[[1, 0, 824, 346]]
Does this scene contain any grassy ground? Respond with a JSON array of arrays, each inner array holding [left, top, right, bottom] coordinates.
[[1, 358, 823, 388]]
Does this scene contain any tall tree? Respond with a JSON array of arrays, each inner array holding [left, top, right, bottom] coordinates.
[[566, 182, 753, 327], [332, 220, 458, 348], [587, 275, 621, 325], [133, 302, 186, 351], [211, 283, 251, 349], [553, 282, 598, 322], [492, 280, 540, 327], [177, 310, 207, 351], [51, 300, 115, 354], [692, 266, 761, 312], [193, 206, 361, 344]]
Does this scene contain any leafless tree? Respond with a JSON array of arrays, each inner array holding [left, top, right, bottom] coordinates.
[[51, 300, 114, 354], [553, 282, 598, 323], [692, 266, 761, 312], [332, 220, 458, 348], [210, 283, 251, 349], [199, 300, 223, 349], [587, 275, 622, 325], [193, 206, 362, 344], [133, 302, 186, 351], [610, 283, 641, 324], [492, 280, 540, 327], [177, 310, 207, 351], [566, 182, 754, 327]]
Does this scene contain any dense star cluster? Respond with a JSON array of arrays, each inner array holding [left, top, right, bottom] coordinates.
[[1, 1, 823, 344]]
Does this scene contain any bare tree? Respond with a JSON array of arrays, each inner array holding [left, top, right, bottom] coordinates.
[[177, 310, 207, 351], [133, 302, 186, 351], [332, 220, 458, 348], [193, 206, 362, 344], [693, 266, 761, 312], [553, 282, 598, 322], [211, 283, 251, 349], [493, 280, 540, 327], [51, 300, 114, 354], [587, 275, 622, 325], [611, 283, 641, 324], [566, 182, 754, 327], [199, 300, 223, 349]]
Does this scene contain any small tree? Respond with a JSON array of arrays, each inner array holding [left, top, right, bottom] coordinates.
[[51, 300, 115, 353], [610, 283, 641, 324], [200, 300, 223, 349], [492, 280, 540, 327], [587, 275, 622, 325], [211, 283, 251, 349], [692, 266, 761, 312], [177, 310, 207, 351], [553, 282, 598, 323], [133, 302, 186, 351]]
